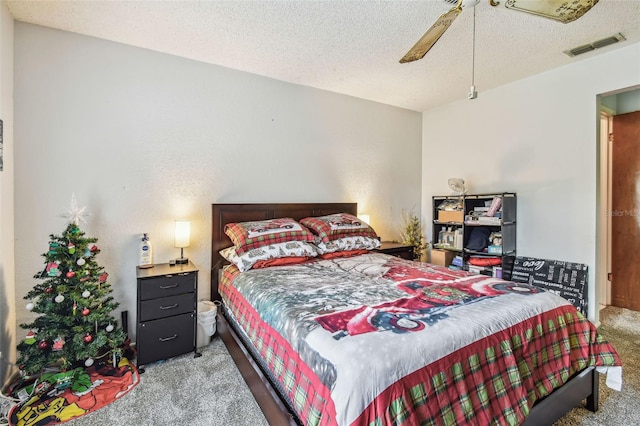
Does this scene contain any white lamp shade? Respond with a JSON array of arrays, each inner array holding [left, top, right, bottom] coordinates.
[[174, 220, 191, 248]]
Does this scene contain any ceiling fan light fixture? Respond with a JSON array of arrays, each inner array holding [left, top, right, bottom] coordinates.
[[564, 33, 626, 57], [402, 0, 599, 65]]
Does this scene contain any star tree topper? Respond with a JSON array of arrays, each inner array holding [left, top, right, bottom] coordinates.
[[62, 193, 89, 225]]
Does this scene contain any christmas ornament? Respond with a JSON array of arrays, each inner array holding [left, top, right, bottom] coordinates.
[[77, 258, 86, 266], [84, 248, 91, 257], [68, 242, 76, 254], [48, 242, 59, 255], [106, 323, 114, 332], [80, 270, 91, 282], [73, 301, 77, 315], [83, 334, 93, 343], [52, 336, 65, 351], [24, 331, 36, 345], [82, 308, 90, 316], [91, 245, 99, 253], [46, 261, 61, 277], [55, 294, 65, 303], [99, 272, 108, 283], [26, 302, 34, 311], [66, 270, 75, 278], [37, 340, 49, 350], [84, 358, 94, 367], [82, 290, 91, 298], [45, 286, 53, 294]]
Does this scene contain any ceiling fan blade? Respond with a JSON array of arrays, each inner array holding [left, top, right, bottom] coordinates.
[[504, 0, 599, 24], [400, 6, 463, 64]]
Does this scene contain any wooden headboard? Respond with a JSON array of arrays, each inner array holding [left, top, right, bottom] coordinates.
[[211, 202, 357, 301]]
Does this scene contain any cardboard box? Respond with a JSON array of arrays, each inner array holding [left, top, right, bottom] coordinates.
[[430, 249, 455, 267], [438, 210, 464, 223]]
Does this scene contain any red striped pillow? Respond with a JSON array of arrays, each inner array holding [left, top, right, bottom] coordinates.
[[224, 217, 315, 255]]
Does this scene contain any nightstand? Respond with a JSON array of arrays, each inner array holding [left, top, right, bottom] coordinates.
[[136, 261, 201, 370], [375, 242, 415, 260]]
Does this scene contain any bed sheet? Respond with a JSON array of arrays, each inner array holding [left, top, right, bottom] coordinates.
[[219, 253, 621, 426]]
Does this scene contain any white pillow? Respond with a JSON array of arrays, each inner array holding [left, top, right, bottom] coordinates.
[[314, 236, 381, 255], [220, 241, 318, 272]]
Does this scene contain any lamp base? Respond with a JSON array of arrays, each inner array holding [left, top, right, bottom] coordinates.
[[175, 257, 189, 265]]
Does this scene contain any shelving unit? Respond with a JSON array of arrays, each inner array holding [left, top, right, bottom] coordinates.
[[432, 193, 516, 279]]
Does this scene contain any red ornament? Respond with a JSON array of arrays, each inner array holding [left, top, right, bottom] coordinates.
[[66, 271, 75, 278], [90, 245, 98, 252], [83, 334, 93, 343], [37, 340, 49, 350], [99, 273, 108, 283], [44, 286, 53, 294], [82, 308, 90, 316]]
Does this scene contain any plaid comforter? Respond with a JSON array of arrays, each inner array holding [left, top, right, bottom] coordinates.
[[219, 253, 620, 426]]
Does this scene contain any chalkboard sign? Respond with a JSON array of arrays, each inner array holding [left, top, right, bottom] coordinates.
[[511, 256, 588, 315]]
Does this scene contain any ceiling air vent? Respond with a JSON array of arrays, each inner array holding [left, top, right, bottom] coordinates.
[[565, 33, 626, 57]]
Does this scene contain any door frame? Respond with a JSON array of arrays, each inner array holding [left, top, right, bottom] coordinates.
[[596, 109, 613, 308]]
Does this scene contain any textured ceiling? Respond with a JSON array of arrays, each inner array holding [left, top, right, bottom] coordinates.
[[6, 0, 640, 112]]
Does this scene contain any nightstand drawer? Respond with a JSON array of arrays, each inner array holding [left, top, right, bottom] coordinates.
[[139, 293, 195, 322], [137, 313, 195, 365], [139, 272, 196, 300]]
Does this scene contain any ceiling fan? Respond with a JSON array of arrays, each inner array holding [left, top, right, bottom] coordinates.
[[400, 0, 600, 64]]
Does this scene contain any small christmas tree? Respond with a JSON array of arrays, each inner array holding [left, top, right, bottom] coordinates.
[[17, 215, 126, 375], [400, 209, 427, 261]]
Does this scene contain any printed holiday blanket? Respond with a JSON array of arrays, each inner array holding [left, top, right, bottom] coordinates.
[[8, 359, 139, 426], [220, 253, 621, 426]]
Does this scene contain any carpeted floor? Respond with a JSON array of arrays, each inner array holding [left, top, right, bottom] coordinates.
[[63, 306, 637, 426], [64, 338, 268, 426]]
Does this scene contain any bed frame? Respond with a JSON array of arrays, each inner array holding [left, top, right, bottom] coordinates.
[[210, 202, 599, 426]]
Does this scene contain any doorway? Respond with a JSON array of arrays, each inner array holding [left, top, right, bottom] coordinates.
[[599, 88, 640, 311]]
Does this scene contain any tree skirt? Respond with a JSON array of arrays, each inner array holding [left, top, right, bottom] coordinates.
[[8, 359, 139, 426]]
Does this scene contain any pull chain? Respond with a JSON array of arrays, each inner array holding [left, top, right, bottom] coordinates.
[[468, 7, 478, 99]]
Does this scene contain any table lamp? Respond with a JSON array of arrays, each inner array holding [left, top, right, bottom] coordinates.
[[174, 219, 190, 264]]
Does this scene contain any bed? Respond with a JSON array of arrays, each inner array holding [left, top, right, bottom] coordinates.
[[210, 202, 621, 426]]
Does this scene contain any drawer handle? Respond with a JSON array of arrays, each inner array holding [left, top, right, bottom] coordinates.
[[159, 303, 179, 310], [158, 334, 178, 342], [159, 283, 179, 289]]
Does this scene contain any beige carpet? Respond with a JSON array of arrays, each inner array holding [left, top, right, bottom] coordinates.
[[64, 338, 269, 426]]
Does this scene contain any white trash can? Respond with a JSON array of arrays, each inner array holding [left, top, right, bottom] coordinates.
[[196, 301, 217, 348]]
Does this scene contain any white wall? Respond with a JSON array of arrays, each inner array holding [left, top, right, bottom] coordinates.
[[617, 89, 640, 114], [13, 23, 422, 343], [0, 2, 15, 386], [422, 41, 640, 322]]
